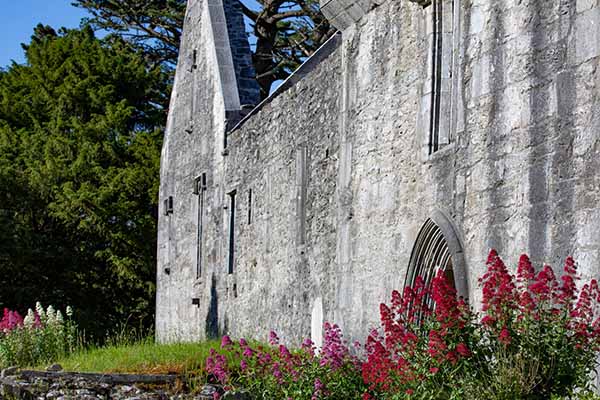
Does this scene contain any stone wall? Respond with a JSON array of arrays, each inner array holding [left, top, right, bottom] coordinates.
[[157, 0, 600, 345]]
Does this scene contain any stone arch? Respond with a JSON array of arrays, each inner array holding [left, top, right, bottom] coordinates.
[[404, 211, 468, 300]]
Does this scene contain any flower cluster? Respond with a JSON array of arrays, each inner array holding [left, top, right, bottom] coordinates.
[[0, 309, 24, 332], [0, 302, 78, 369], [205, 324, 365, 399], [362, 269, 475, 397], [362, 250, 600, 399], [203, 251, 600, 399], [477, 251, 600, 398]]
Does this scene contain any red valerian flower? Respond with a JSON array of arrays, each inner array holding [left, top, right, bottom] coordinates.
[[498, 326, 511, 346], [456, 343, 470, 357]]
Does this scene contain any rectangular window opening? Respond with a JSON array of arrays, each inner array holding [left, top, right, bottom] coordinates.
[[429, 0, 443, 155], [247, 189, 252, 225], [227, 190, 237, 274], [195, 173, 207, 278], [427, 0, 455, 156], [164, 196, 174, 215]]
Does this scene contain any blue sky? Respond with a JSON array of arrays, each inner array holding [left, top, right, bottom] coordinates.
[[0, 0, 89, 67]]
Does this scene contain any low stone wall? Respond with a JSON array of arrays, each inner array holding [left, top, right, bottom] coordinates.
[[0, 369, 245, 400]]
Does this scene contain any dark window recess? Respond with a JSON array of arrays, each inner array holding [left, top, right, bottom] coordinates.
[[227, 190, 237, 274], [427, 0, 454, 155], [408, 0, 432, 7], [193, 173, 208, 194], [164, 196, 174, 215], [191, 49, 197, 71], [429, 0, 443, 155], [247, 189, 252, 225], [195, 173, 207, 278]]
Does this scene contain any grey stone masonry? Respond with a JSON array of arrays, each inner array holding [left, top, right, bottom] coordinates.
[[157, 0, 600, 358], [320, 0, 372, 31], [222, 0, 261, 107]]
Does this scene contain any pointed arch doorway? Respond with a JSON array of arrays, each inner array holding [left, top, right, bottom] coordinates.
[[404, 211, 468, 301]]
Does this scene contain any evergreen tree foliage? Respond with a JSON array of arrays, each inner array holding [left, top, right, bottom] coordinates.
[[0, 25, 167, 337]]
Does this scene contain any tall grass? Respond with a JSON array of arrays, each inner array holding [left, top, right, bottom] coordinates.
[[50, 337, 221, 376]]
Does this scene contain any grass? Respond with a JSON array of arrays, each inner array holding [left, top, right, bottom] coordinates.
[[42, 337, 221, 376]]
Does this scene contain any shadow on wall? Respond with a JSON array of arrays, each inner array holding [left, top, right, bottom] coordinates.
[[206, 273, 219, 339]]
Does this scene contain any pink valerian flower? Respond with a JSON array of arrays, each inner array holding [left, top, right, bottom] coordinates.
[[301, 338, 315, 356], [279, 344, 291, 359], [221, 335, 233, 348], [319, 323, 352, 371], [258, 352, 272, 365], [313, 378, 325, 398], [0, 309, 24, 332], [239, 338, 248, 346], [242, 346, 253, 358], [272, 362, 283, 382], [205, 352, 229, 384], [268, 331, 279, 345]]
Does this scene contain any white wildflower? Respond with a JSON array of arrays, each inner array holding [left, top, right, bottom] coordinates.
[[36, 302, 46, 322], [24, 309, 35, 328], [55, 310, 64, 325], [65, 306, 73, 318], [46, 305, 56, 325]]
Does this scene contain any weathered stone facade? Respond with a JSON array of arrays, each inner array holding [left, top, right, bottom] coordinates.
[[156, 0, 600, 345]]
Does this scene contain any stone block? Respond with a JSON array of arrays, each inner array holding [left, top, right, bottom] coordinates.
[[576, 8, 600, 63]]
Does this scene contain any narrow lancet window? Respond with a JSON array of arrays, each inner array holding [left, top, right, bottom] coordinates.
[[195, 173, 207, 278], [422, 0, 455, 155], [227, 190, 237, 274], [247, 189, 252, 225], [164, 196, 174, 215], [186, 49, 198, 134]]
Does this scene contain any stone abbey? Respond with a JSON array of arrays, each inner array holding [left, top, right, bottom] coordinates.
[[156, 0, 600, 345]]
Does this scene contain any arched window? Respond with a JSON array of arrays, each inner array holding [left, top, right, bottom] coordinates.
[[405, 212, 468, 302]]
